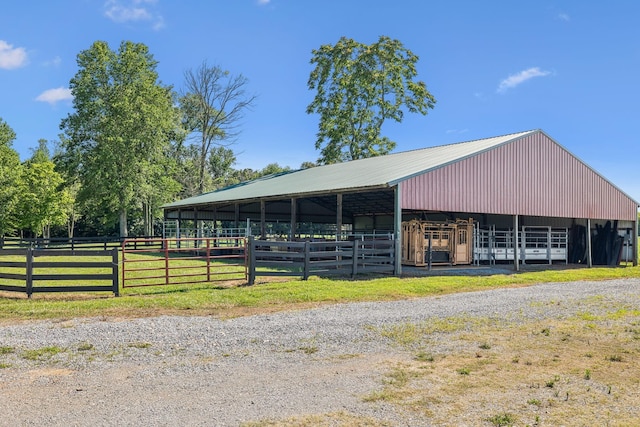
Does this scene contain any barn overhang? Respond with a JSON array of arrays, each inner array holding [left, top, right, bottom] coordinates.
[[163, 187, 396, 225]]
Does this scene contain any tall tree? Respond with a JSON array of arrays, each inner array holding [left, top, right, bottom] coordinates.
[[180, 62, 256, 194], [307, 35, 436, 164], [18, 147, 69, 238], [58, 41, 182, 237], [0, 118, 21, 237]]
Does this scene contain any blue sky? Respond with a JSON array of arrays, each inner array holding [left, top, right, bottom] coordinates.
[[2, 1, 640, 200]]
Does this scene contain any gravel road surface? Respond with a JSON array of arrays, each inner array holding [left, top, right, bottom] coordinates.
[[1, 279, 638, 426]]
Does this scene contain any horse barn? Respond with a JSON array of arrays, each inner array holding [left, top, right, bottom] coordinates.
[[162, 129, 639, 276]]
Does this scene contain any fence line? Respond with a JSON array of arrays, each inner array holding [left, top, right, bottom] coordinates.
[[1, 236, 397, 296], [248, 236, 395, 284], [121, 237, 247, 288], [0, 248, 119, 297], [0, 236, 161, 251]]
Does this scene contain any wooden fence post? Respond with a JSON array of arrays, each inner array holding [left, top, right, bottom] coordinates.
[[206, 239, 211, 282], [303, 241, 310, 280], [26, 247, 33, 298], [164, 238, 170, 285], [112, 248, 119, 296], [248, 236, 256, 285], [352, 241, 359, 278]]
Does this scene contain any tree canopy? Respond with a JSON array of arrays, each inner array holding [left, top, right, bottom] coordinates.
[[307, 35, 436, 164], [18, 144, 69, 238], [179, 62, 256, 195], [58, 40, 182, 237], [0, 118, 21, 237]]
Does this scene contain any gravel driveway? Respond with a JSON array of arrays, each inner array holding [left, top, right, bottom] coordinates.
[[1, 279, 638, 426]]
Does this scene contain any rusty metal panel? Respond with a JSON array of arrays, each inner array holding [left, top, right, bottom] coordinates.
[[401, 132, 637, 221]]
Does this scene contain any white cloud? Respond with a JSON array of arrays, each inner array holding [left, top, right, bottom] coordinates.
[[104, 0, 164, 30], [557, 13, 570, 22], [257, 0, 271, 4], [0, 40, 28, 70], [36, 87, 73, 105], [497, 67, 551, 93]]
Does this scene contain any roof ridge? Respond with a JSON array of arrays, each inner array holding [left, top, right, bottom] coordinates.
[[391, 129, 538, 156]]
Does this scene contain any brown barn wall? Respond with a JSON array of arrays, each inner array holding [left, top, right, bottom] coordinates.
[[401, 132, 637, 220]]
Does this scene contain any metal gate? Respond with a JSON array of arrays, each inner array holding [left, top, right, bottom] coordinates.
[[121, 237, 247, 288]]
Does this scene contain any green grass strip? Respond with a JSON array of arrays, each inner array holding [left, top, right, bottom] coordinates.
[[1, 264, 639, 322]]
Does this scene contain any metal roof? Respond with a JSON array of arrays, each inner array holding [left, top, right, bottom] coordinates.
[[164, 130, 538, 209]]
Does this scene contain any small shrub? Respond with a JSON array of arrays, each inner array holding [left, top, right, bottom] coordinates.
[[527, 398, 541, 406], [608, 355, 623, 362], [486, 412, 517, 426], [384, 368, 410, 388], [545, 375, 560, 388], [584, 369, 591, 380], [479, 342, 492, 350], [457, 367, 470, 375], [414, 351, 434, 362]]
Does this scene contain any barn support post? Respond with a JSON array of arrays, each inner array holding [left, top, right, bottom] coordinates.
[[260, 200, 266, 239], [176, 210, 182, 249], [521, 225, 526, 265], [394, 184, 402, 276], [212, 207, 218, 246], [634, 215, 638, 266], [336, 194, 343, 241], [234, 204, 240, 228], [586, 218, 593, 267], [513, 215, 519, 271], [290, 198, 297, 240], [194, 208, 199, 246]]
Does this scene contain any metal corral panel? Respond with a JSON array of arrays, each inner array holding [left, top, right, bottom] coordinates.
[[401, 131, 637, 221]]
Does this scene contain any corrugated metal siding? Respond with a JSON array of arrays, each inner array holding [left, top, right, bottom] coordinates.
[[401, 132, 637, 221]]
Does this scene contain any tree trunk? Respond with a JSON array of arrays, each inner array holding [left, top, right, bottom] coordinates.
[[119, 208, 128, 238], [67, 213, 75, 238], [143, 201, 153, 237], [199, 143, 207, 195]]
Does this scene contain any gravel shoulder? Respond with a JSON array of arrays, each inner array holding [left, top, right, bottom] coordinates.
[[1, 279, 639, 426]]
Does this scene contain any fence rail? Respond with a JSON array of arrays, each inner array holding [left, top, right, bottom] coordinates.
[[248, 237, 395, 284], [0, 236, 161, 251], [121, 237, 247, 288], [0, 248, 119, 297]]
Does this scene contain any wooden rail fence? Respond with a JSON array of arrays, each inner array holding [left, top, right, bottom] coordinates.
[[121, 237, 247, 288], [0, 236, 161, 251], [248, 236, 395, 284], [0, 236, 396, 296], [0, 248, 119, 297]]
